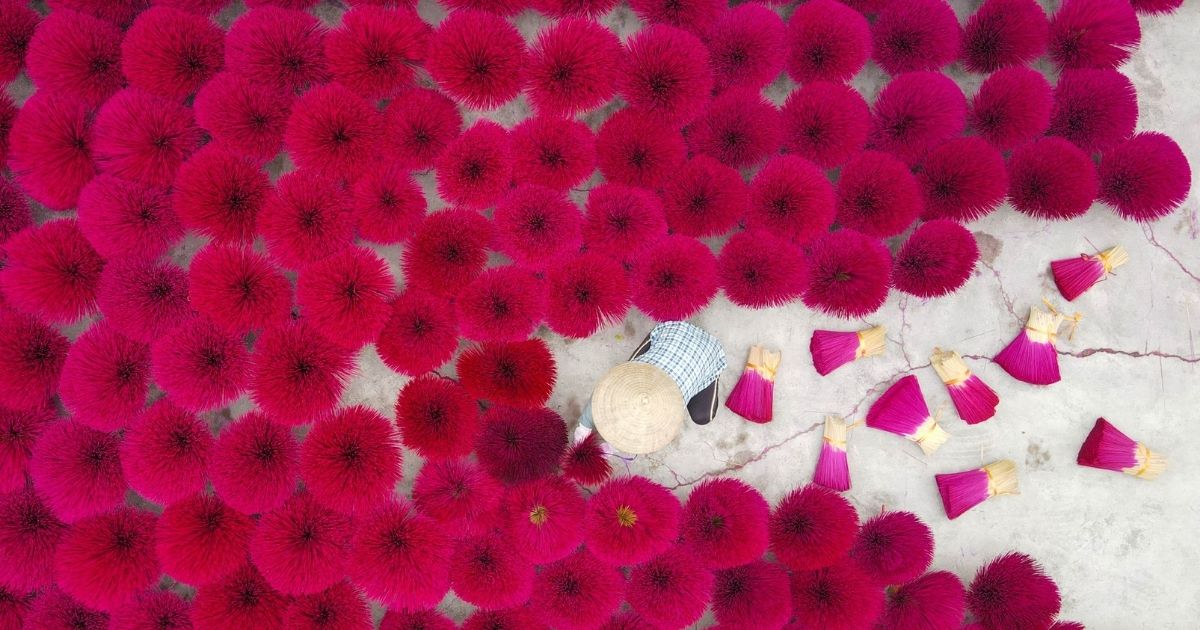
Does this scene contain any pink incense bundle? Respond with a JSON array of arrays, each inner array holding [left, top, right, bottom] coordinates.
[[809, 325, 886, 376], [994, 304, 1081, 386], [725, 345, 781, 424], [813, 415, 850, 492], [935, 460, 1019, 520], [1077, 417, 1166, 480], [931, 348, 999, 424], [1050, 245, 1128, 302], [866, 375, 950, 456]]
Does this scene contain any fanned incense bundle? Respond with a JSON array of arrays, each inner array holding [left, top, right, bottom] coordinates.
[[813, 415, 850, 492], [1050, 245, 1128, 301], [935, 460, 1019, 520], [810, 325, 886, 376], [1077, 417, 1166, 480], [866, 375, 950, 456], [725, 345, 781, 423], [931, 348, 999, 424], [994, 303, 1081, 386]]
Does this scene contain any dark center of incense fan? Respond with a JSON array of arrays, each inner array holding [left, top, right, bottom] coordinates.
[[367, 50, 391, 71], [312, 603, 335, 625], [558, 575, 581, 596], [724, 46, 748, 66], [201, 507, 224, 533], [235, 584, 260, 607]]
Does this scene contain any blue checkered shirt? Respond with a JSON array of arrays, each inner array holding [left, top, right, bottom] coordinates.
[[580, 321, 726, 428], [632, 321, 727, 400]]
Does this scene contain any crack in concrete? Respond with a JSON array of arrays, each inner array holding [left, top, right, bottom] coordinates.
[[1057, 346, 1199, 363], [978, 258, 1022, 324], [1144, 224, 1200, 284], [894, 295, 916, 369], [663, 421, 824, 489]]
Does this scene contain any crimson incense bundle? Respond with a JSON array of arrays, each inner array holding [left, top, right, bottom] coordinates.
[[810, 325, 886, 376], [711, 561, 792, 629], [531, 549, 625, 630], [55, 506, 160, 610], [725, 345, 781, 423], [1077, 417, 1166, 480], [155, 494, 253, 587], [500, 476, 585, 564], [994, 304, 1081, 386], [872, 0, 962, 74], [626, 546, 713, 629], [717, 230, 807, 309], [935, 460, 1019, 520], [930, 348, 999, 424], [813, 415, 850, 492], [679, 478, 770, 570], [866, 375, 950, 456], [450, 532, 534, 610], [120, 401, 213, 505], [526, 18, 622, 117], [1051, 245, 1128, 302], [561, 432, 613, 487], [1100, 132, 1192, 222], [585, 476, 682, 566], [851, 511, 934, 586], [300, 406, 403, 515], [769, 484, 859, 571], [968, 552, 1062, 630], [347, 499, 453, 610], [250, 492, 352, 596]]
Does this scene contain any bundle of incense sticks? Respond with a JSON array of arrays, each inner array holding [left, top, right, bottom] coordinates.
[[866, 375, 950, 456], [1051, 245, 1128, 301], [935, 460, 1019, 520], [994, 302, 1081, 386], [725, 345, 781, 423], [813, 415, 850, 492], [809, 325, 886, 376], [1077, 418, 1166, 480], [930, 348, 999, 424]]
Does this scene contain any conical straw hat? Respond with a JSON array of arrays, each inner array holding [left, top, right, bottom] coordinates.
[[591, 361, 686, 454]]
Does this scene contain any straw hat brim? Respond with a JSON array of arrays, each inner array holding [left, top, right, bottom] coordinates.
[[591, 362, 685, 454]]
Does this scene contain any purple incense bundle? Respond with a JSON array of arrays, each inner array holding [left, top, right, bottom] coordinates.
[[813, 415, 850, 492], [931, 348, 999, 424], [935, 460, 1019, 520], [866, 375, 949, 456], [1050, 245, 1128, 302], [726, 345, 781, 423], [1077, 417, 1166, 480], [809, 325, 886, 376], [994, 304, 1081, 386]]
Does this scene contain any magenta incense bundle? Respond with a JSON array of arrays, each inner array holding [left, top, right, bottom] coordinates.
[[726, 345, 781, 424], [930, 348, 999, 424], [935, 460, 1019, 520], [994, 304, 1081, 386], [1051, 245, 1128, 301], [813, 416, 850, 492], [866, 375, 949, 456], [809, 325, 886, 376], [1077, 418, 1166, 480]]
